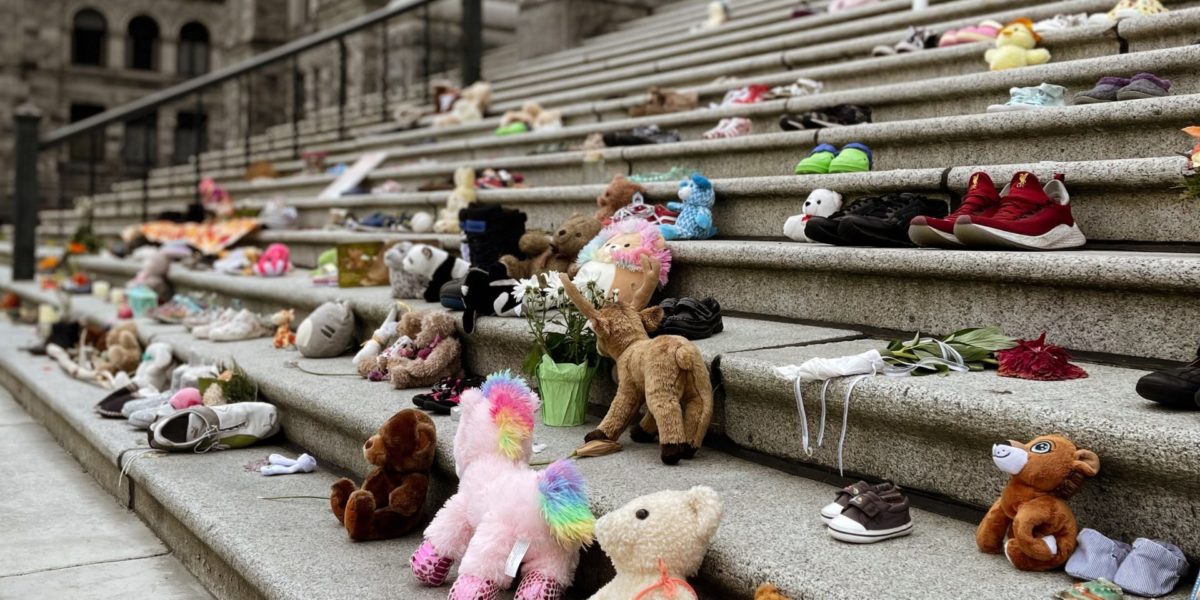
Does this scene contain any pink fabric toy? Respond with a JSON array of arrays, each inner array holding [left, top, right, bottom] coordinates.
[[253, 243, 291, 277], [411, 372, 595, 600], [169, 387, 202, 409]]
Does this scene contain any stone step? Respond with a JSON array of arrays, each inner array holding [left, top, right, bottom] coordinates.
[[4, 274, 1191, 598]]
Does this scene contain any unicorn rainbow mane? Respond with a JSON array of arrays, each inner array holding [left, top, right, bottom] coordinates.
[[538, 460, 596, 548], [482, 371, 538, 460]]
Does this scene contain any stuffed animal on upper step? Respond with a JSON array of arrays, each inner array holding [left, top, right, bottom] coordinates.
[[129, 250, 172, 305], [501, 214, 604, 279], [253, 243, 290, 277], [783, 189, 842, 242], [461, 265, 522, 334], [595, 174, 647, 222], [574, 219, 672, 302], [589, 486, 723, 600], [411, 372, 595, 598], [95, 321, 143, 377], [132, 342, 174, 393], [976, 434, 1100, 571], [985, 19, 1050, 71], [401, 244, 470, 303], [433, 167, 476, 234], [296, 301, 356, 359], [431, 81, 491, 128], [384, 242, 430, 300], [386, 310, 462, 389], [661, 173, 718, 241], [330, 408, 436, 541]]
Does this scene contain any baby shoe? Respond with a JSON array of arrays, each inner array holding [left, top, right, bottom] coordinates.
[[1066, 529, 1133, 581], [987, 83, 1068, 112], [1074, 77, 1131, 104], [827, 143, 872, 174], [794, 144, 838, 175], [1116, 73, 1171, 100], [820, 481, 896, 523], [1111, 538, 1189, 597], [702, 117, 752, 139], [827, 490, 913, 544]]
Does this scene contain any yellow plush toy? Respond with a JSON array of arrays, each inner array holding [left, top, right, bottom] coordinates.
[[985, 19, 1050, 71]]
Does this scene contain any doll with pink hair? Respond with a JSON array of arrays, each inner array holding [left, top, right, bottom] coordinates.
[[411, 372, 595, 600]]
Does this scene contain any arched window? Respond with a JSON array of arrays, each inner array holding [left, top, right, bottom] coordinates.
[[177, 22, 209, 77], [126, 15, 159, 71], [72, 9, 107, 66]]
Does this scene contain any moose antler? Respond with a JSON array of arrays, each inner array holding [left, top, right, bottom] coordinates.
[[558, 273, 601, 322], [629, 255, 661, 309]]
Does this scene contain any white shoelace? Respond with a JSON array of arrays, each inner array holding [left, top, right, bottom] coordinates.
[[792, 368, 874, 476]]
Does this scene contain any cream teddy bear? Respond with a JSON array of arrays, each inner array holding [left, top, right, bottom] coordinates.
[[433, 166, 476, 234], [589, 486, 723, 600], [783, 189, 842, 242], [985, 19, 1050, 71]]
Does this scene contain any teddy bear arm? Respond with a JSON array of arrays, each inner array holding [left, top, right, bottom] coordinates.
[[388, 472, 431, 517], [975, 498, 1010, 553], [421, 339, 462, 380], [666, 201, 682, 212], [1011, 495, 1075, 562], [330, 478, 358, 523]]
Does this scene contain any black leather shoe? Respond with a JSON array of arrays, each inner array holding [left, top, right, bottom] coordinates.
[[1136, 347, 1200, 409]]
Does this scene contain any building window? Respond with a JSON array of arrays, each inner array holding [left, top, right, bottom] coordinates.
[[126, 16, 159, 71], [122, 113, 157, 166], [72, 9, 107, 66], [173, 111, 207, 163], [69, 104, 106, 161], [177, 22, 209, 77]]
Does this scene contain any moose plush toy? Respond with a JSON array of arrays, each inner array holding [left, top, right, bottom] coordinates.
[[976, 434, 1100, 571], [589, 486, 723, 600], [595, 175, 646, 222], [559, 257, 713, 465], [330, 408, 436, 541], [411, 372, 595, 598], [500, 214, 604, 279]]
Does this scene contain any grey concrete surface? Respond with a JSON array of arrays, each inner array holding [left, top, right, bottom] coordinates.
[[0, 387, 212, 599]]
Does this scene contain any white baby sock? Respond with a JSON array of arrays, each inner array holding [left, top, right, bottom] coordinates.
[[260, 453, 317, 476]]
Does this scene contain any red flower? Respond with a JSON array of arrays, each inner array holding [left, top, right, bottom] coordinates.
[[996, 333, 1088, 381]]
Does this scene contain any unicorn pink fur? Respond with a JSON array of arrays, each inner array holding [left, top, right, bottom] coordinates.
[[411, 372, 595, 600]]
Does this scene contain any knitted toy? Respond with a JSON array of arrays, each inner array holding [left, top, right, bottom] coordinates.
[[253, 243, 290, 277], [977, 435, 1100, 571], [432, 81, 492, 128], [130, 250, 172, 305], [595, 175, 646, 222], [401, 244, 471, 303], [501, 215, 603, 279], [589, 486, 723, 600], [575, 219, 672, 302], [783, 189, 842, 242], [385, 242, 430, 299], [386, 310, 462, 389], [661, 174, 717, 241], [271, 309, 296, 349], [434, 167, 477, 234], [330, 408, 436, 541], [985, 19, 1050, 71], [411, 372, 595, 599], [560, 258, 713, 465]]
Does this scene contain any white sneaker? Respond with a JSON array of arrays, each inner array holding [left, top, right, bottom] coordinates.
[[209, 310, 270, 342], [149, 402, 280, 451], [193, 308, 235, 339]]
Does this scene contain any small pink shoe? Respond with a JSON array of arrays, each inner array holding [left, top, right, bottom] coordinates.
[[411, 541, 454, 586], [515, 571, 567, 600], [448, 574, 500, 600]]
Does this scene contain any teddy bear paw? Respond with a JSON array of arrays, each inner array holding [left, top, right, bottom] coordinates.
[[583, 429, 611, 443], [411, 540, 454, 586], [514, 571, 566, 600], [448, 574, 500, 600], [661, 442, 691, 465]]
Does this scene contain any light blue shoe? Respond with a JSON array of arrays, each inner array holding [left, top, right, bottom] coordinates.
[[987, 83, 1067, 112]]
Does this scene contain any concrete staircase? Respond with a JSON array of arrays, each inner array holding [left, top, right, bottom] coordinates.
[[12, 0, 1200, 597]]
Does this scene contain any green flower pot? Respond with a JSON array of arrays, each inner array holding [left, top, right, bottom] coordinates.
[[536, 355, 595, 427]]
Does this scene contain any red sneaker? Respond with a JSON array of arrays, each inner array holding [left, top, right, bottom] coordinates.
[[953, 172, 1086, 250], [908, 172, 1001, 248]]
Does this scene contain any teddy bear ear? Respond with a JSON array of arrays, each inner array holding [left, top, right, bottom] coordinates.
[[685, 486, 723, 536], [1072, 449, 1100, 477]]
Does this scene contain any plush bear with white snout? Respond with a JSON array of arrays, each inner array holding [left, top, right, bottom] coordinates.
[[783, 189, 842, 242]]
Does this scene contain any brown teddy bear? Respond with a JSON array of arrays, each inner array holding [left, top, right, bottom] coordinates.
[[330, 409, 436, 541], [976, 434, 1100, 571], [94, 321, 142, 375], [595, 174, 646, 222], [500, 214, 603, 279], [387, 310, 462, 389]]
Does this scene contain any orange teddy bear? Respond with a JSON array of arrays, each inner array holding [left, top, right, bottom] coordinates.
[[976, 434, 1100, 571]]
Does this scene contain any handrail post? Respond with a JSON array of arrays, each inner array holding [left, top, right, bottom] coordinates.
[[292, 56, 301, 159], [12, 104, 41, 281], [379, 19, 390, 123], [194, 91, 203, 206], [461, 0, 482, 85], [338, 37, 348, 140]]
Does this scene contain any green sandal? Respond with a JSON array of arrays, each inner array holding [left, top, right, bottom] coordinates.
[[494, 121, 530, 136], [828, 142, 873, 173], [794, 144, 838, 175]]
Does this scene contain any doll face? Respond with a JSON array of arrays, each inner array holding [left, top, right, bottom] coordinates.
[[595, 233, 642, 263]]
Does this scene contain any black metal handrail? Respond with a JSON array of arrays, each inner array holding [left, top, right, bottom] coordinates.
[[10, 0, 484, 280]]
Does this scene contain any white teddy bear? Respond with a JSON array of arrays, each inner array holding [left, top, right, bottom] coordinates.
[[589, 486, 723, 600], [783, 188, 842, 242]]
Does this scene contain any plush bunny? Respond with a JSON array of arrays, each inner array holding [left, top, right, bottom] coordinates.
[[783, 189, 843, 242]]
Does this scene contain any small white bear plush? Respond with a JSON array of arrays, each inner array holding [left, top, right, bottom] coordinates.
[[783, 189, 842, 242], [589, 486, 723, 600]]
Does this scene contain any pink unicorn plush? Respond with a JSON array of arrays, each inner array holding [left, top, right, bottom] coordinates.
[[411, 372, 595, 600], [253, 243, 290, 277]]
